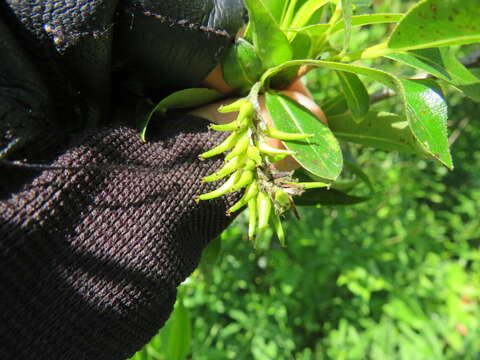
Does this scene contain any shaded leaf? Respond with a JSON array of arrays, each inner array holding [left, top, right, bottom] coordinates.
[[329, 111, 420, 154], [222, 38, 264, 91], [386, 48, 480, 85], [140, 88, 222, 141], [336, 71, 370, 123], [160, 293, 192, 360], [341, 0, 353, 52], [266, 92, 343, 180], [389, 0, 480, 50]]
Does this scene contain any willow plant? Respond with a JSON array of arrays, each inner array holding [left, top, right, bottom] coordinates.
[[142, 0, 480, 246]]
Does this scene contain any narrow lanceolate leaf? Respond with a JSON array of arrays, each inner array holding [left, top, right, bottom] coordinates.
[[160, 294, 191, 360], [388, 0, 480, 51], [402, 79, 452, 168], [266, 92, 343, 180], [140, 88, 222, 141], [289, 0, 331, 30], [341, 0, 353, 52], [244, 0, 293, 69], [386, 48, 480, 86], [290, 13, 402, 39], [328, 111, 420, 154], [262, 60, 453, 169], [336, 71, 369, 123]]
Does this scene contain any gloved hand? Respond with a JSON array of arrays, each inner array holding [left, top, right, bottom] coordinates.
[[0, 1, 245, 359]]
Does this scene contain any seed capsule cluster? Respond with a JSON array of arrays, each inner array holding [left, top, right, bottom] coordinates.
[[196, 97, 320, 246]]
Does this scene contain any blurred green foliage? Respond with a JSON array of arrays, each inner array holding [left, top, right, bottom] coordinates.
[[130, 0, 480, 358], [130, 86, 480, 360]]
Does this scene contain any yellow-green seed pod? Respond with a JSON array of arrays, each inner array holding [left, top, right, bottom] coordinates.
[[227, 181, 258, 215], [224, 134, 250, 161], [199, 131, 242, 159], [257, 191, 272, 230], [196, 171, 241, 201], [244, 159, 257, 171], [266, 153, 290, 163], [264, 126, 314, 141], [274, 189, 290, 209], [231, 170, 255, 192], [203, 155, 246, 183], [248, 198, 257, 241], [237, 101, 255, 122], [218, 98, 249, 113], [258, 141, 297, 157], [285, 181, 329, 189], [271, 213, 286, 247], [246, 146, 262, 165]]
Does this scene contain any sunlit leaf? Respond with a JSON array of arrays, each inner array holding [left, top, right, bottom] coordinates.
[[389, 0, 480, 51], [262, 60, 453, 169], [266, 92, 343, 180], [245, 0, 293, 69]]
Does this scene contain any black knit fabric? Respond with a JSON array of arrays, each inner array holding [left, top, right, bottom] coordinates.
[[0, 0, 246, 359], [0, 117, 239, 360]]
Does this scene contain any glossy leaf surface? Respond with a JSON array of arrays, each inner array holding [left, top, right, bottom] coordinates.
[[262, 60, 453, 168], [389, 0, 480, 50], [336, 71, 370, 123], [266, 92, 343, 180], [402, 79, 452, 168]]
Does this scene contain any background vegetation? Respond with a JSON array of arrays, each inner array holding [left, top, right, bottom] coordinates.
[[131, 0, 480, 358]]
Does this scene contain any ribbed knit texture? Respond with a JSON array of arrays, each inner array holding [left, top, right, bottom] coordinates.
[[0, 116, 240, 360]]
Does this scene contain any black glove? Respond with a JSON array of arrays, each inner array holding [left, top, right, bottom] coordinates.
[[0, 1, 245, 359]]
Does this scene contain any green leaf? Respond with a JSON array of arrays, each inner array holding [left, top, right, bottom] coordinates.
[[388, 0, 480, 51], [266, 92, 343, 180], [140, 88, 223, 141], [160, 293, 192, 360], [222, 39, 264, 91], [290, 13, 402, 39], [329, 111, 420, 153], [341, 0, 353, 52], [290, 0, 331, 29], [402, 79, 452, 168], [386, 48, 480, 85], [262, 60, 453, 169], [263, 0, 289, 23], [244, 0, 293, 69], [336, 71, 370, 123]]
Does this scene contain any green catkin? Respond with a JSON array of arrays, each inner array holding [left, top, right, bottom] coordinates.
[[197, 95, 325, 246]]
